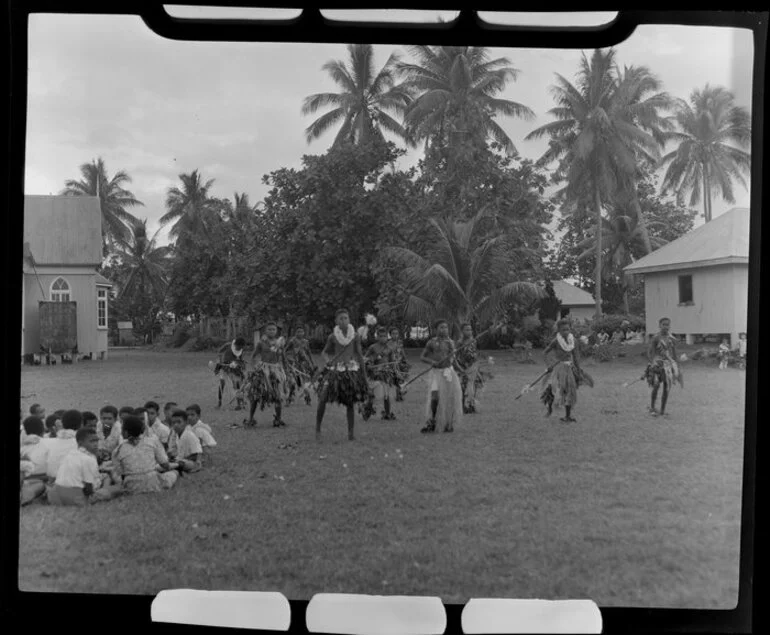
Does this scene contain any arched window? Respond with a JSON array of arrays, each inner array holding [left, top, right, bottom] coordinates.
[[50, 277, 71, 302]]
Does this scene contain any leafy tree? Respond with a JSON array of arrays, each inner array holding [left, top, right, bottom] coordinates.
[[660, 84, 751, 222], [302, 44, 412, 148], [160, 170, 218, 243], [527, 49, 670, 317], [61, 157, 143, 253], [537, 279, 562, 323], [397, 45, 534, 156], [384, 211, 543, 336], [238, 139, 418, 328]]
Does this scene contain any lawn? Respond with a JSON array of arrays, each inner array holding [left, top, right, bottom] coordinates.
[[18, 347, 745, 608]]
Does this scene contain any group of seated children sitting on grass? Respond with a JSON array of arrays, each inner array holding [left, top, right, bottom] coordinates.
[[19, 400, 217, 507]]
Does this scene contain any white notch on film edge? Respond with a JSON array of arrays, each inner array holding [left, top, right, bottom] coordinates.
[[151, 590, 291, 631], [306, 594, 447, 635], [462, 599, 602, 634]]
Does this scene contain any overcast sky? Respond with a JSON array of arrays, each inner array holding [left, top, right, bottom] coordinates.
[[25, 12, 754, 246]]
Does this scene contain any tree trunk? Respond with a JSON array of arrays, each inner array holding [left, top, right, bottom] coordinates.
[[632, 195, 653, 254], [622, 286, 630, 315], [702, 166, 712, 222], [593, 184, 603, 319]]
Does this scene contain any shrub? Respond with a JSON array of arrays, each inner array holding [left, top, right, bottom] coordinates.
[[171, 323, 191, 348], [590, 314, 645, 336], [593, 343, 616, 362]]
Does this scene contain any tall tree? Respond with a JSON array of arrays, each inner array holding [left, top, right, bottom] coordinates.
[[660, 84, 751, 222], [384, 211, 543, 335], [526, 49, 663, 317], [160, 170, 217, 242], [302, 44, 412, 148], [108, 219, 172, 339], [397, 45, 534, 156], [61, 157, 143, 254]]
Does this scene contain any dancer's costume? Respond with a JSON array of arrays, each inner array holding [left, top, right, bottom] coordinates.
[[244, 336, 291, 410], [363, 341, 397, 419], [455, 337, 491, 413], [286, 336, 317, 404], [387, 337, 410, 402], [645, 333, 684, 390], [423, 337, 463, 432], [214, 340, 247, 382], [540, 333, 594, 412], [314, 325, 369, 407]]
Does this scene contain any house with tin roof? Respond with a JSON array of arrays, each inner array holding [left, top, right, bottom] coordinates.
[[549, 280, 596, 322], [624, 208, 749, 346], [22, 195, 112, 359]]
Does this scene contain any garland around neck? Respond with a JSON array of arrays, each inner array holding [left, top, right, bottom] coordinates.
[[334, 325, 356, 346], [231, 341, 243, 358], [556, 333, 575, 352]]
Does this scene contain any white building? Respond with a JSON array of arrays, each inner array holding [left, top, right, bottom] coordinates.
[[624, 208, 749, 346]]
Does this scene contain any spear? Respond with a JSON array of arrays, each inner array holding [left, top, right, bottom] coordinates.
[[514, 365, 554, 400], [622, 375, 646, 389], [401, 322, 502, 391]]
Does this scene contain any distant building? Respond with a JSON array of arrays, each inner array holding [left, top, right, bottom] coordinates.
[[548, 280, 596, 322], [22, 195, 112, 359], [624, 208, 748, 346]]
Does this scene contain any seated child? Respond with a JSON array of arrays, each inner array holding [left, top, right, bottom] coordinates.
[[104, 406, 134, 454], [111, 415, 178, 494], [20, 415, 54, 505], [48, 427, 122, 506], [97, 405, 118, 461], [46, 409, 83, 483], [145, 401, 170, 450], [21, 404, 47, 444], [44, 413, 61, 439], [186, 404, 217, 465], [163, 402, 178, 427], [167, 410, 203, 473]]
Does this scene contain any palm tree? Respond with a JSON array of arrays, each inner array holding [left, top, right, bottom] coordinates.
[[397, 45, 535, 156], [384, 211, 543, 335], [113, 219, 172, 301], [612, 65, 674, 253], [161, 170, 217, 242], [660, 84, 751, 222], [61, 157, 143, 253], [576, 206, 667, 313], [526, 49, 663, 317], [302, 44, 412, 147]]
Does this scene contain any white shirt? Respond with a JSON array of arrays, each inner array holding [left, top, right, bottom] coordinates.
[[102, 421, 123, 454], [176, 427, 202, 459], [148, 420, 171, 445], [46, 430, 79, 479], [55, 447, 101, 488], [20, 435, 54, 477], [192, 421, 217, 448], [739, 339, 747, 356]]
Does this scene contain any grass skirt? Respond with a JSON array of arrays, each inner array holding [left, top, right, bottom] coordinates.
[[315, 366, 370, 407], [244, 362, 290, 410], [424, 367, 463, 430], [211, 361, 246, 390], [458, 362, 493, 406], [368, 364, 398, 386], [645, 359, 684, 390], [540, 362, 594, 410], [286, 353, 317, 402]]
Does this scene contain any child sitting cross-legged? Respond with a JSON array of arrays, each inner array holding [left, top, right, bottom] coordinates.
[[110, 415, 178, 494], [167, 410, 203, 473], [185, 404, 217, 465], [20, 415, 54, 506], [45, 409, 82, 484], [144, 401, 171, 450], [48, 427, 123, 506]]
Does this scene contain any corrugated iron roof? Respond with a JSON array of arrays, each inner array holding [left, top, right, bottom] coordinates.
[[24, 195, 103, 266], [545, 280, 595, 307], [625, 208, 749, 274], [94, 273, 113, 286], [117, 321, 133, 329]]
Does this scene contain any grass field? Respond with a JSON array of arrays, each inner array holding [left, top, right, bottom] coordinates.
[[18, 347, 745, 608]]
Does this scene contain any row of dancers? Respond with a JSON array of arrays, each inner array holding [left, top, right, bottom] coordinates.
[[213, 311, 687, 441]]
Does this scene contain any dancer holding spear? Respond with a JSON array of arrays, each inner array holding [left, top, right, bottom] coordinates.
[[419, 319, 463, 434], [539, 319, 594, 423]]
